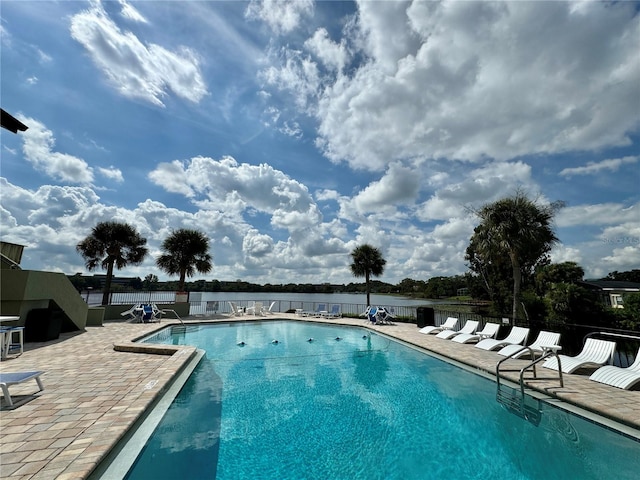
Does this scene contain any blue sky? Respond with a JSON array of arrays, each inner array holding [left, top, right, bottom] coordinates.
[[1, 0, 639, 285]]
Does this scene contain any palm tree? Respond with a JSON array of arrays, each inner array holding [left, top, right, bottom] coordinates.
[[350, 244, 386, 307], [469, 191, 563, 322], [156, 229, 213, 292], [76, 221, 148, 305]]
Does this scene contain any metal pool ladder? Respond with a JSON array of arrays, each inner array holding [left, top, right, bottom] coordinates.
[[495, 346, 564, 424]]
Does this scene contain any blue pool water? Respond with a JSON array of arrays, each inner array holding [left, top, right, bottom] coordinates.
[[125, 321, 639, 479]]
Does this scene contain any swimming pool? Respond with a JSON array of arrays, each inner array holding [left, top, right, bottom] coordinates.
[[118, 321, 638, 479]]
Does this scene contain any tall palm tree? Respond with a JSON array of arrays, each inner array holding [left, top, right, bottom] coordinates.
[[350, 244, 386, 307], [76, 221, 148, 306], [156, 229, 213, 292], [469, 192, 562, 322]]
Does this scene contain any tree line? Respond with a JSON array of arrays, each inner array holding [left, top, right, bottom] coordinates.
[[71, 193, 639, 330]]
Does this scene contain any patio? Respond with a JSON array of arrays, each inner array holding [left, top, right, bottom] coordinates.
[[0, 315, 638, 479]]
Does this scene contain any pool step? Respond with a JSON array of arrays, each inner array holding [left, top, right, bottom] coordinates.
[[496, 384, 542, 426]]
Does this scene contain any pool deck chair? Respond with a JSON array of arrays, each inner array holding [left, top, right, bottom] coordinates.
[[265, 301, 276, 314], [452, 322, 500, 344], [140, 304, 162, 323], [247, 302, 264, 316], [543, 338, 617, 374], [589, 347, 640, 390], [475, 326, 530, 351], [302, 304, 327, 317], [228, 302, 244, 316], [419, 317, 458, 335], [435, 320, 478, 340], [374, 307, 395, 325], [0, 371, 44, 408], [497, 331, 561, 359], [120, 304, 142, 320], [323, 304, 342, 319], [366, 307, 379, 324]]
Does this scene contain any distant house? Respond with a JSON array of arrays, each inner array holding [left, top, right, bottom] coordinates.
[[456, 287, 469, 297], [579, 280, 640, 309]]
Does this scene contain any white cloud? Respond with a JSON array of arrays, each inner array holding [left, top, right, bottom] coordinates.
[[269, 0, 640, 171], [70, 1, 208, 106], [559, 156, 638, 177], [260, 47, 321, 110], [353, 163, 420, 214], [416, 160, 535, 221], [98, 166, 124, 183], [556, 203, 640, 228], [304, 28, 349, 72], [245, 0, 314, 35], [118, 0, 148, 24], [243, 229, 274, 259], [279, 121, 302, 138], [20, 117, 94, 184], [149, 155, 321, 232]]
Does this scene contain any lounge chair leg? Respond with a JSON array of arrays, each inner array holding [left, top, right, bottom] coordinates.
[[1, 383, 13, 407]]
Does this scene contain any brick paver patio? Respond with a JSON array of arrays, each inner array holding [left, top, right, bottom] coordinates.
[[1, 315, 638, 479]]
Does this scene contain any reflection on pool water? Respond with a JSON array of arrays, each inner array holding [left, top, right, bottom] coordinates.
[[124, 321, 639, 480]]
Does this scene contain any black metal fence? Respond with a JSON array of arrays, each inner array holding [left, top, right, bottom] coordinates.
[[97, 292, 638, 367]]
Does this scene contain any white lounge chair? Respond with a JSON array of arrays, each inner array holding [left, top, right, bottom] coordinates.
[[475, 326, 530, 351], [452, 322, 500, 344], [419, 317, 458, 334], [0, 371, 44, 408], [228, 302, 244, 316], [497, 331, 561, 359], [543, 338, 617, 374], [120, 304, 142, 320], [265, 301, 276, 315], [246, 302, 264, 316], [589, 348, 640, 390], [435, 320, 479, 340]]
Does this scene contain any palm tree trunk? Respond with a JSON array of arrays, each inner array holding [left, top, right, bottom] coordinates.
[[102, 260, 114, 306], [365, 271, 371, 307], [511, 257, 521, 324], [178, 270, 187, 292]]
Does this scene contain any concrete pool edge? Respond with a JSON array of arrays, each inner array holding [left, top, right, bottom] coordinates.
[[87, 348, 206, 479]]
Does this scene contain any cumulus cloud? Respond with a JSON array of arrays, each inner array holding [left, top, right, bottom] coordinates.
[[149, 155, 322, 231], [416, 160, 535, 222], [70, 1, 208, 106], [245, 0, 314, 35], [559, 156, 639, 177], [262, 0, 639, 171], [556, 203, 640, 228], [243, 229, 274, 259], [304, 28, 349, 72], [20, 117, 94, 184], [353, 163, 420, 214], [98, 166, 124, 183]]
